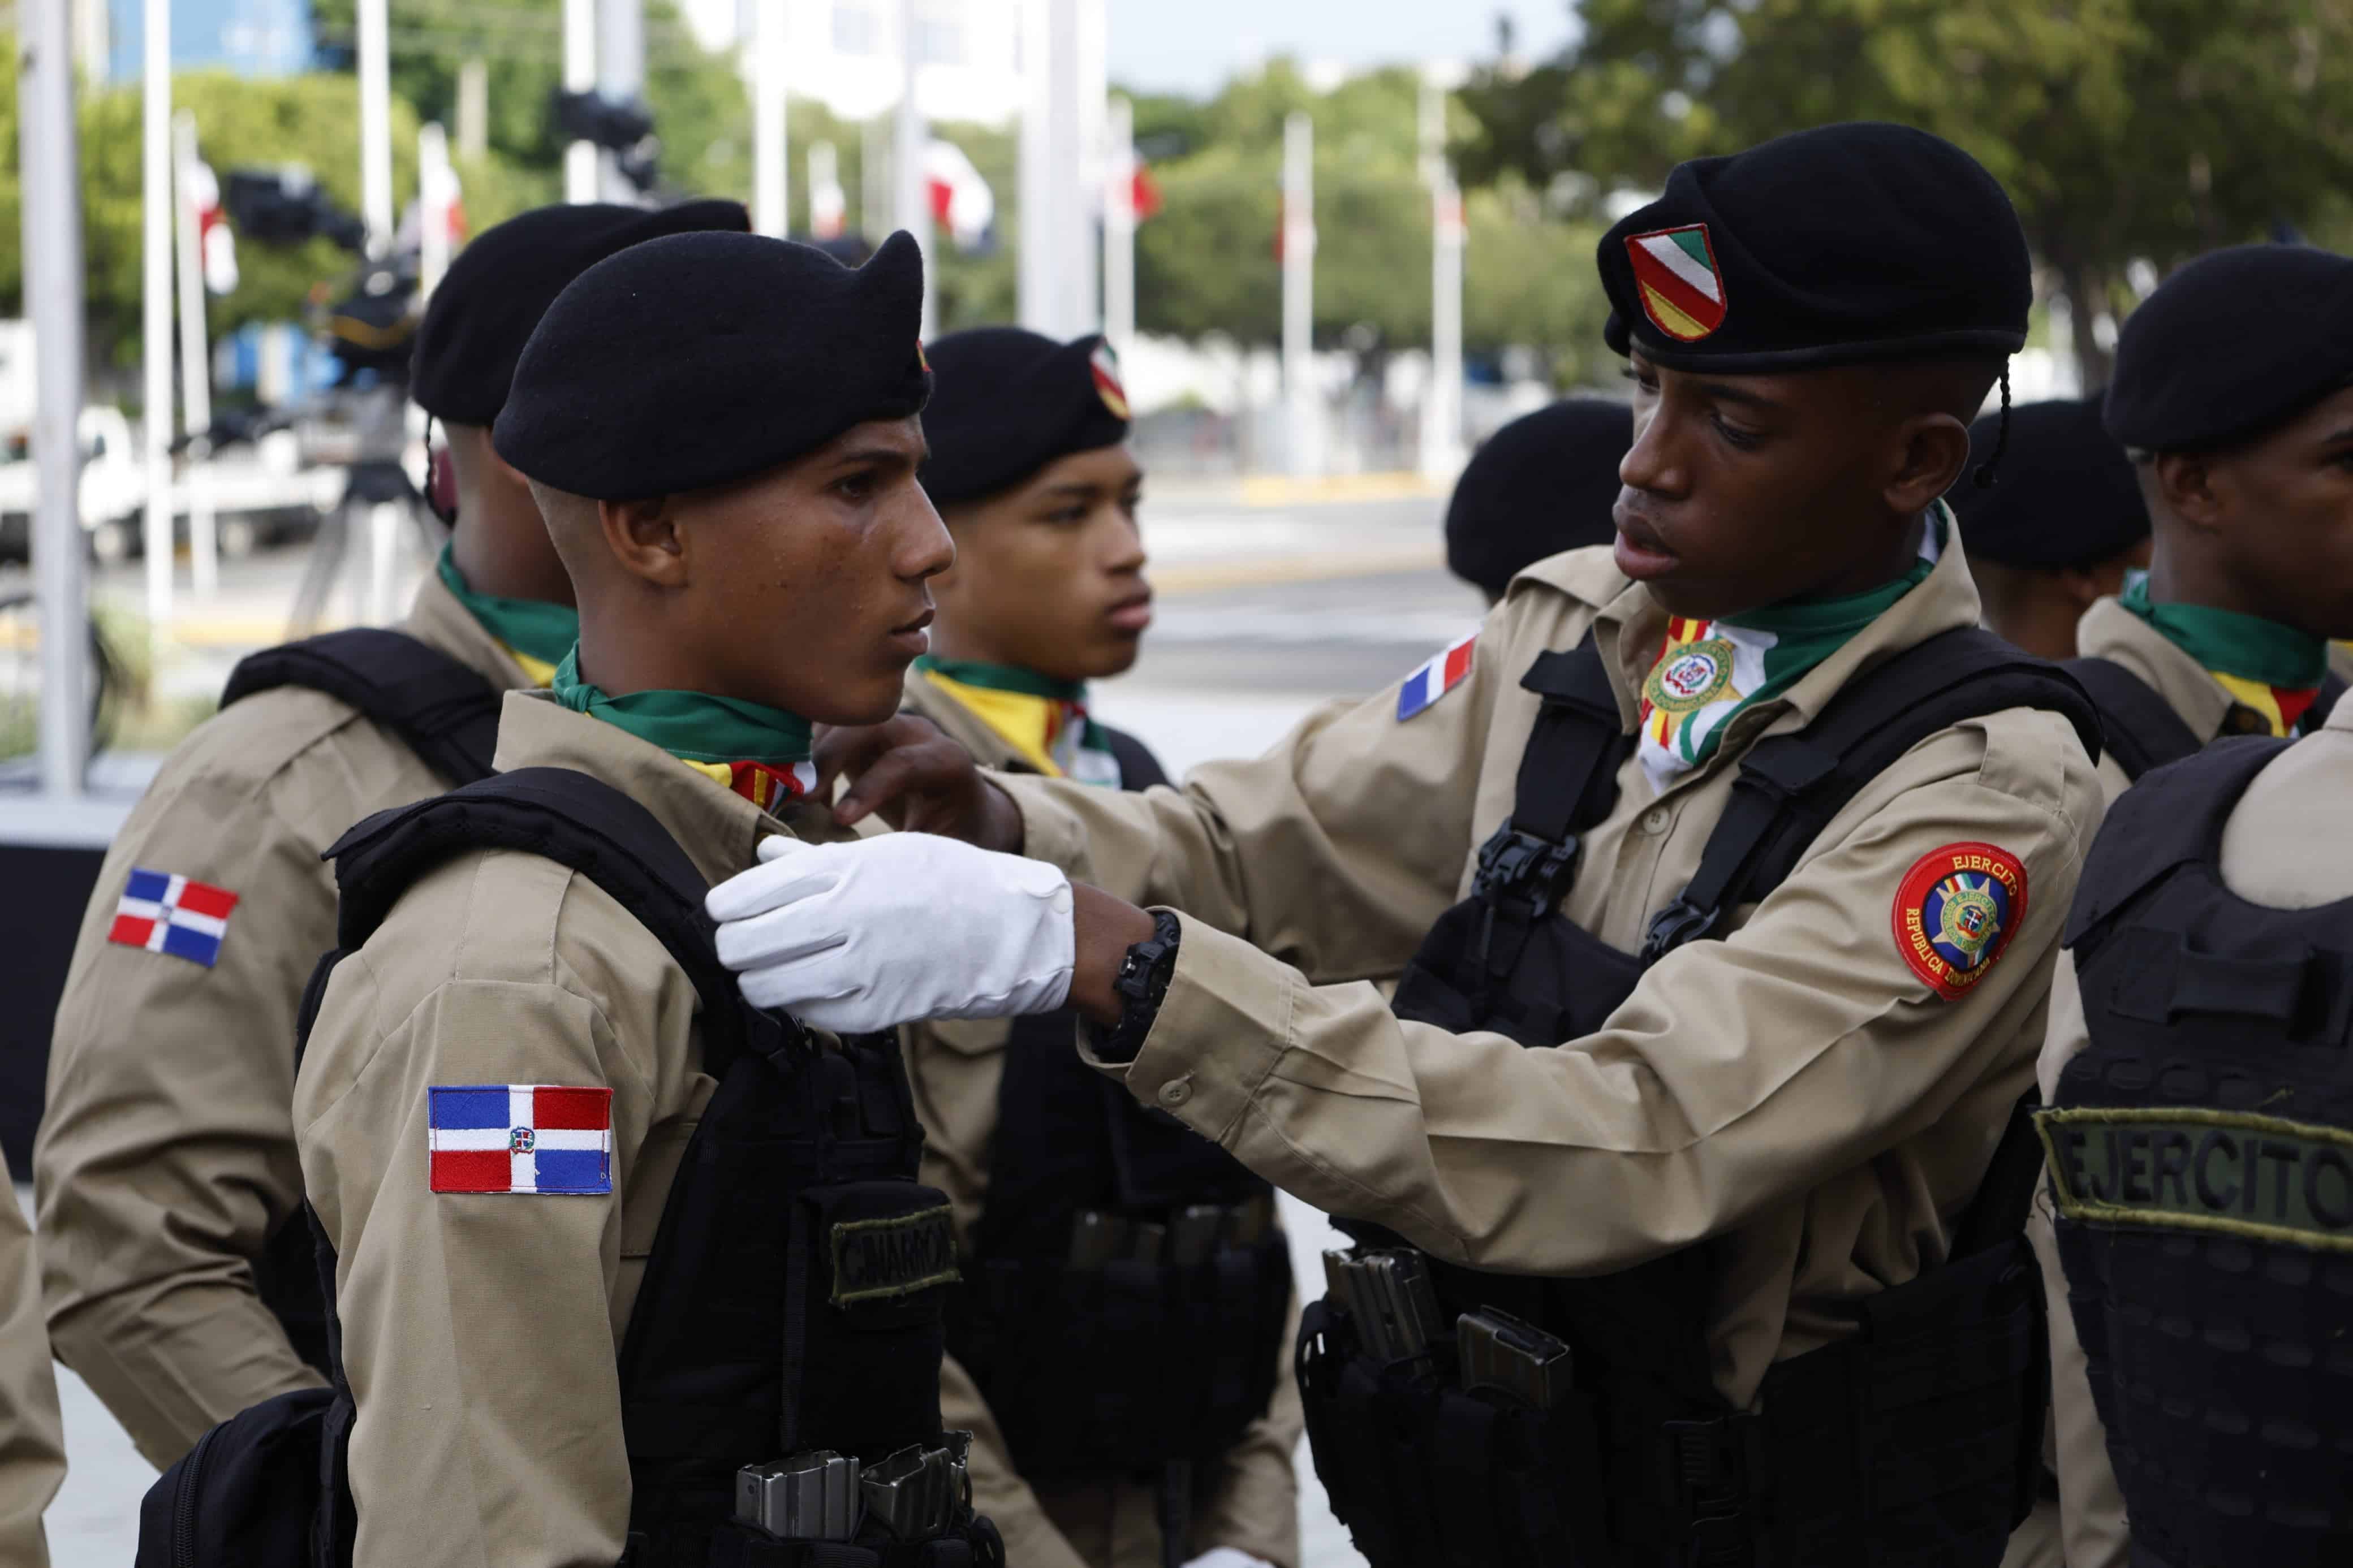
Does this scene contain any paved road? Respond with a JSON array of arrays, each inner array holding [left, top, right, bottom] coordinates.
[[29, 489, 1480, 1566]]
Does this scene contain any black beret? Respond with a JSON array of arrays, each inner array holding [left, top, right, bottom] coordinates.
[[1947, 400, 2148, 569], [1600, 123, 2030, 373], [494, 230, 933, 500], [411, 198, 749, 425], [920, 328, 1131, 507], [2103, 244, 2353, 452], [1444, 399, 1632, 598]]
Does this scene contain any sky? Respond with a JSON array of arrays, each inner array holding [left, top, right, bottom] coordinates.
[[1105, 0, 1577, 93]]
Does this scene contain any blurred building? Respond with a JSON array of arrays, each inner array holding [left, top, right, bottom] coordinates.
[[104, 0, 317, 82]]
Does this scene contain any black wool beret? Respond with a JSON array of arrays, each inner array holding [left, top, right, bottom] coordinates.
[[1600, 123, 2031, 373], [1947, 400, 2148, 570], [920, 327, 1132, 507], [2103, 244, 2353, 453], [410, 198, 749, 425], [1444, 399, 1632, 599], [494, 229, 933, 500]]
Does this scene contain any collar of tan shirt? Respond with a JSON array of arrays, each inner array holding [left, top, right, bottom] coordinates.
[[1518, 511, 1988, 797], [899, 662, 1029, 774], [402, 559, 540, 692], [2073, 593, 2238, 742], [490, 688, 851, 887]]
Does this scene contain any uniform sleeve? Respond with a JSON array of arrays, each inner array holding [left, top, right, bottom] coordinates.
[[36, 768, 335, 1465], [0, 1159, 63, 1568], [299, 967, 647, 1568], [1087, 718, 2097, 1275], [2032, 953, 2131, 1568], [938, 1354, 1092, 1568], [1188, 1289, 1303, 1568], [1005, 624, 1510, 986]]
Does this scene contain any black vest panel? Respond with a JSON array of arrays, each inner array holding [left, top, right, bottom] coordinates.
[[1303, 628, 2099, 1568], [944, 732, 1292, 1482], [299, 770, 993, 1568], [2045, 736, 2353, 1568], [222, 629, 502, 1376], [2063, 656, 2205, 785]]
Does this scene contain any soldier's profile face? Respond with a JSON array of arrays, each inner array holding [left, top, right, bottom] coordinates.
[[666, 417, 953, 724], [2196, 383, 2353, 640], [1615, 350, 1950, 620]]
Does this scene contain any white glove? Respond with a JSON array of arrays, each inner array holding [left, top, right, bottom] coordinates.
[[707, 833, 1075, 1032], [1182, 1552, 1275, 1568]]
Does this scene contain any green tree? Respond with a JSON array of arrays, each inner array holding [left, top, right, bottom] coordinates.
[[1457, 0, 2353, 387]]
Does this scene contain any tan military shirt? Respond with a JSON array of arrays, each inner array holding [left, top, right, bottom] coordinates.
[[0, 1152, 63, 1568], [898, 669, 1302, 1568], [2074, 595, 2238, 796], [36, 572, 532, 1467], [1001, 536, 2104, 1410], [296, 692, 868, 1568]]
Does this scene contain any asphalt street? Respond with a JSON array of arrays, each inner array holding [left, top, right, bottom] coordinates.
[[27, 487, 1481, 1565]]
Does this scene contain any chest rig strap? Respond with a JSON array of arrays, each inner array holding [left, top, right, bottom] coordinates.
[[1467, 634, 1634, 1003]]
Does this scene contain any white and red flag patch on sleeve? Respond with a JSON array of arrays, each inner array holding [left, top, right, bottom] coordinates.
[[1396, 631, 1477, 721], [106, 867, 240, 967], [428, 1085, 613, 1195]]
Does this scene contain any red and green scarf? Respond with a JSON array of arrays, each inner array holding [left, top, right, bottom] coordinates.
[[2119, 578, 2328, 736], [553, 649, 818, 810]]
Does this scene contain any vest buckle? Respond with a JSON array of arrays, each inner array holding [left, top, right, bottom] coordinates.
[[1658, 1413, 1767, 1566], [1640, 898, 1722, 966], [1472, 820, 1580, 918]]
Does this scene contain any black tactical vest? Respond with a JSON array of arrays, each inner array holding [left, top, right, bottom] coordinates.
[[2065, 654, 2347, 785], [942, 729, 1293, 1498], [2043, 736, 2353, 1568], [217, 628, 506, 1380], [1299, 627, 2100, 1568], [203, 767, 996, 1568]]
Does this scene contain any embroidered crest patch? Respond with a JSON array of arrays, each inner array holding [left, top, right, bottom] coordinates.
[[1624, 223, 1727, 342], [1091, 341, 1131, 420], [1643, 635, 1737, 714], [1396, 632, 1477, 720], [1893, 843, 2027, 1000], [428, 1085, 613, 1194], [107, 867, 240, 968]]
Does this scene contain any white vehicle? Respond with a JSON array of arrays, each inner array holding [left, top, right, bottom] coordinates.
[[0, 405, 146, 561]]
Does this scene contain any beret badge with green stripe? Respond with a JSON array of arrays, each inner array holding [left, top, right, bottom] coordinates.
[[1626, 223, 1727, 342]]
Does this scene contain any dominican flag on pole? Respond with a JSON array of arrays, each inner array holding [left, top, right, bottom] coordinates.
[[107, 868, 240, 967], [428, 1085, 613, 1195], [1396, 632, 1477, 721]]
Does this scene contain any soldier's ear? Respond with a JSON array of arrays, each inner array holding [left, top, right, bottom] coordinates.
[[1882, 411, 1971, 518], [2153, 451, 2224, 533], [599, 495, 689, 590]]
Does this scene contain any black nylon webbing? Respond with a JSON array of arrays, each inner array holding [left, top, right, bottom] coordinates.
[[2063, 655, 2203, 784], [1509, 638, 1630, 845], [222, 627, 503, 786]]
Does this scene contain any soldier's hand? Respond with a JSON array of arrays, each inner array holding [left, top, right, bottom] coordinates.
[[813, 715, 1025, 850]]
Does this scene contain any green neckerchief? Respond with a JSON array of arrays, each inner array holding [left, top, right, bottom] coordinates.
[[551, 647, 813, 765], [912, 655, 1086, 703], [2118, 577, 2328, 690], [435, 545, 580, 671]]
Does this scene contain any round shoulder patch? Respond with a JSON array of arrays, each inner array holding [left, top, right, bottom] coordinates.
[[1891, 842, 2029, 1001]]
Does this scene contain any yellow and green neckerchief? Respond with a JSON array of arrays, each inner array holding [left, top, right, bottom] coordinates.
[[552, 647, 818, 811], [2120, 578, 2328, 736], [436, 545, 579, 689], [915, 655, 1122, 786]]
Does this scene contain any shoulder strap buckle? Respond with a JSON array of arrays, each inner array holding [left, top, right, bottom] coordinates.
[[1639, 898, 1721, 966], [1472, 819, 1580, 918]]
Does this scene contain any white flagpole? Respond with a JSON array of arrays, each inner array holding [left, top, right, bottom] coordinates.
[[356, 0, 394, 250], [142, 0, 175, 632], [1102, 93, 1135, 361], [1420, 77, 1466, 483], [894, 0, 935, 338], [564, 0, 598, 201], [174, 110, 218, 600], [419, 122, 455, 296], [25, 0, 93, 794], [596, 0, 644, 202], [752, 0, 789, 237], [1281, 111, 1320, 478]]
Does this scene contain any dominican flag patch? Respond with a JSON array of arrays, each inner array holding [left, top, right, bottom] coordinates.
[[1397, 632, 1476, 721], [107, 868, 240, 967], [428, 1085, 613, 1195]]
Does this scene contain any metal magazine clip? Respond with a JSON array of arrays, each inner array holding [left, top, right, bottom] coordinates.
[[1458, 1306, 1572, 1409]]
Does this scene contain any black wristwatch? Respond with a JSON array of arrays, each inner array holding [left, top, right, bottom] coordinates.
[[1093, 909, 1182, 1064]]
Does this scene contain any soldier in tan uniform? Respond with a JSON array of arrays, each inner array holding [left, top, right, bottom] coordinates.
[[904, 326, 1298, 1568], [716, 124, 2106, 1567], [296, 231, 996, 1568], [0, 1153, 63, 1568], [34, 198, 748, 1468], [2028, 244, 2353, 1566]]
